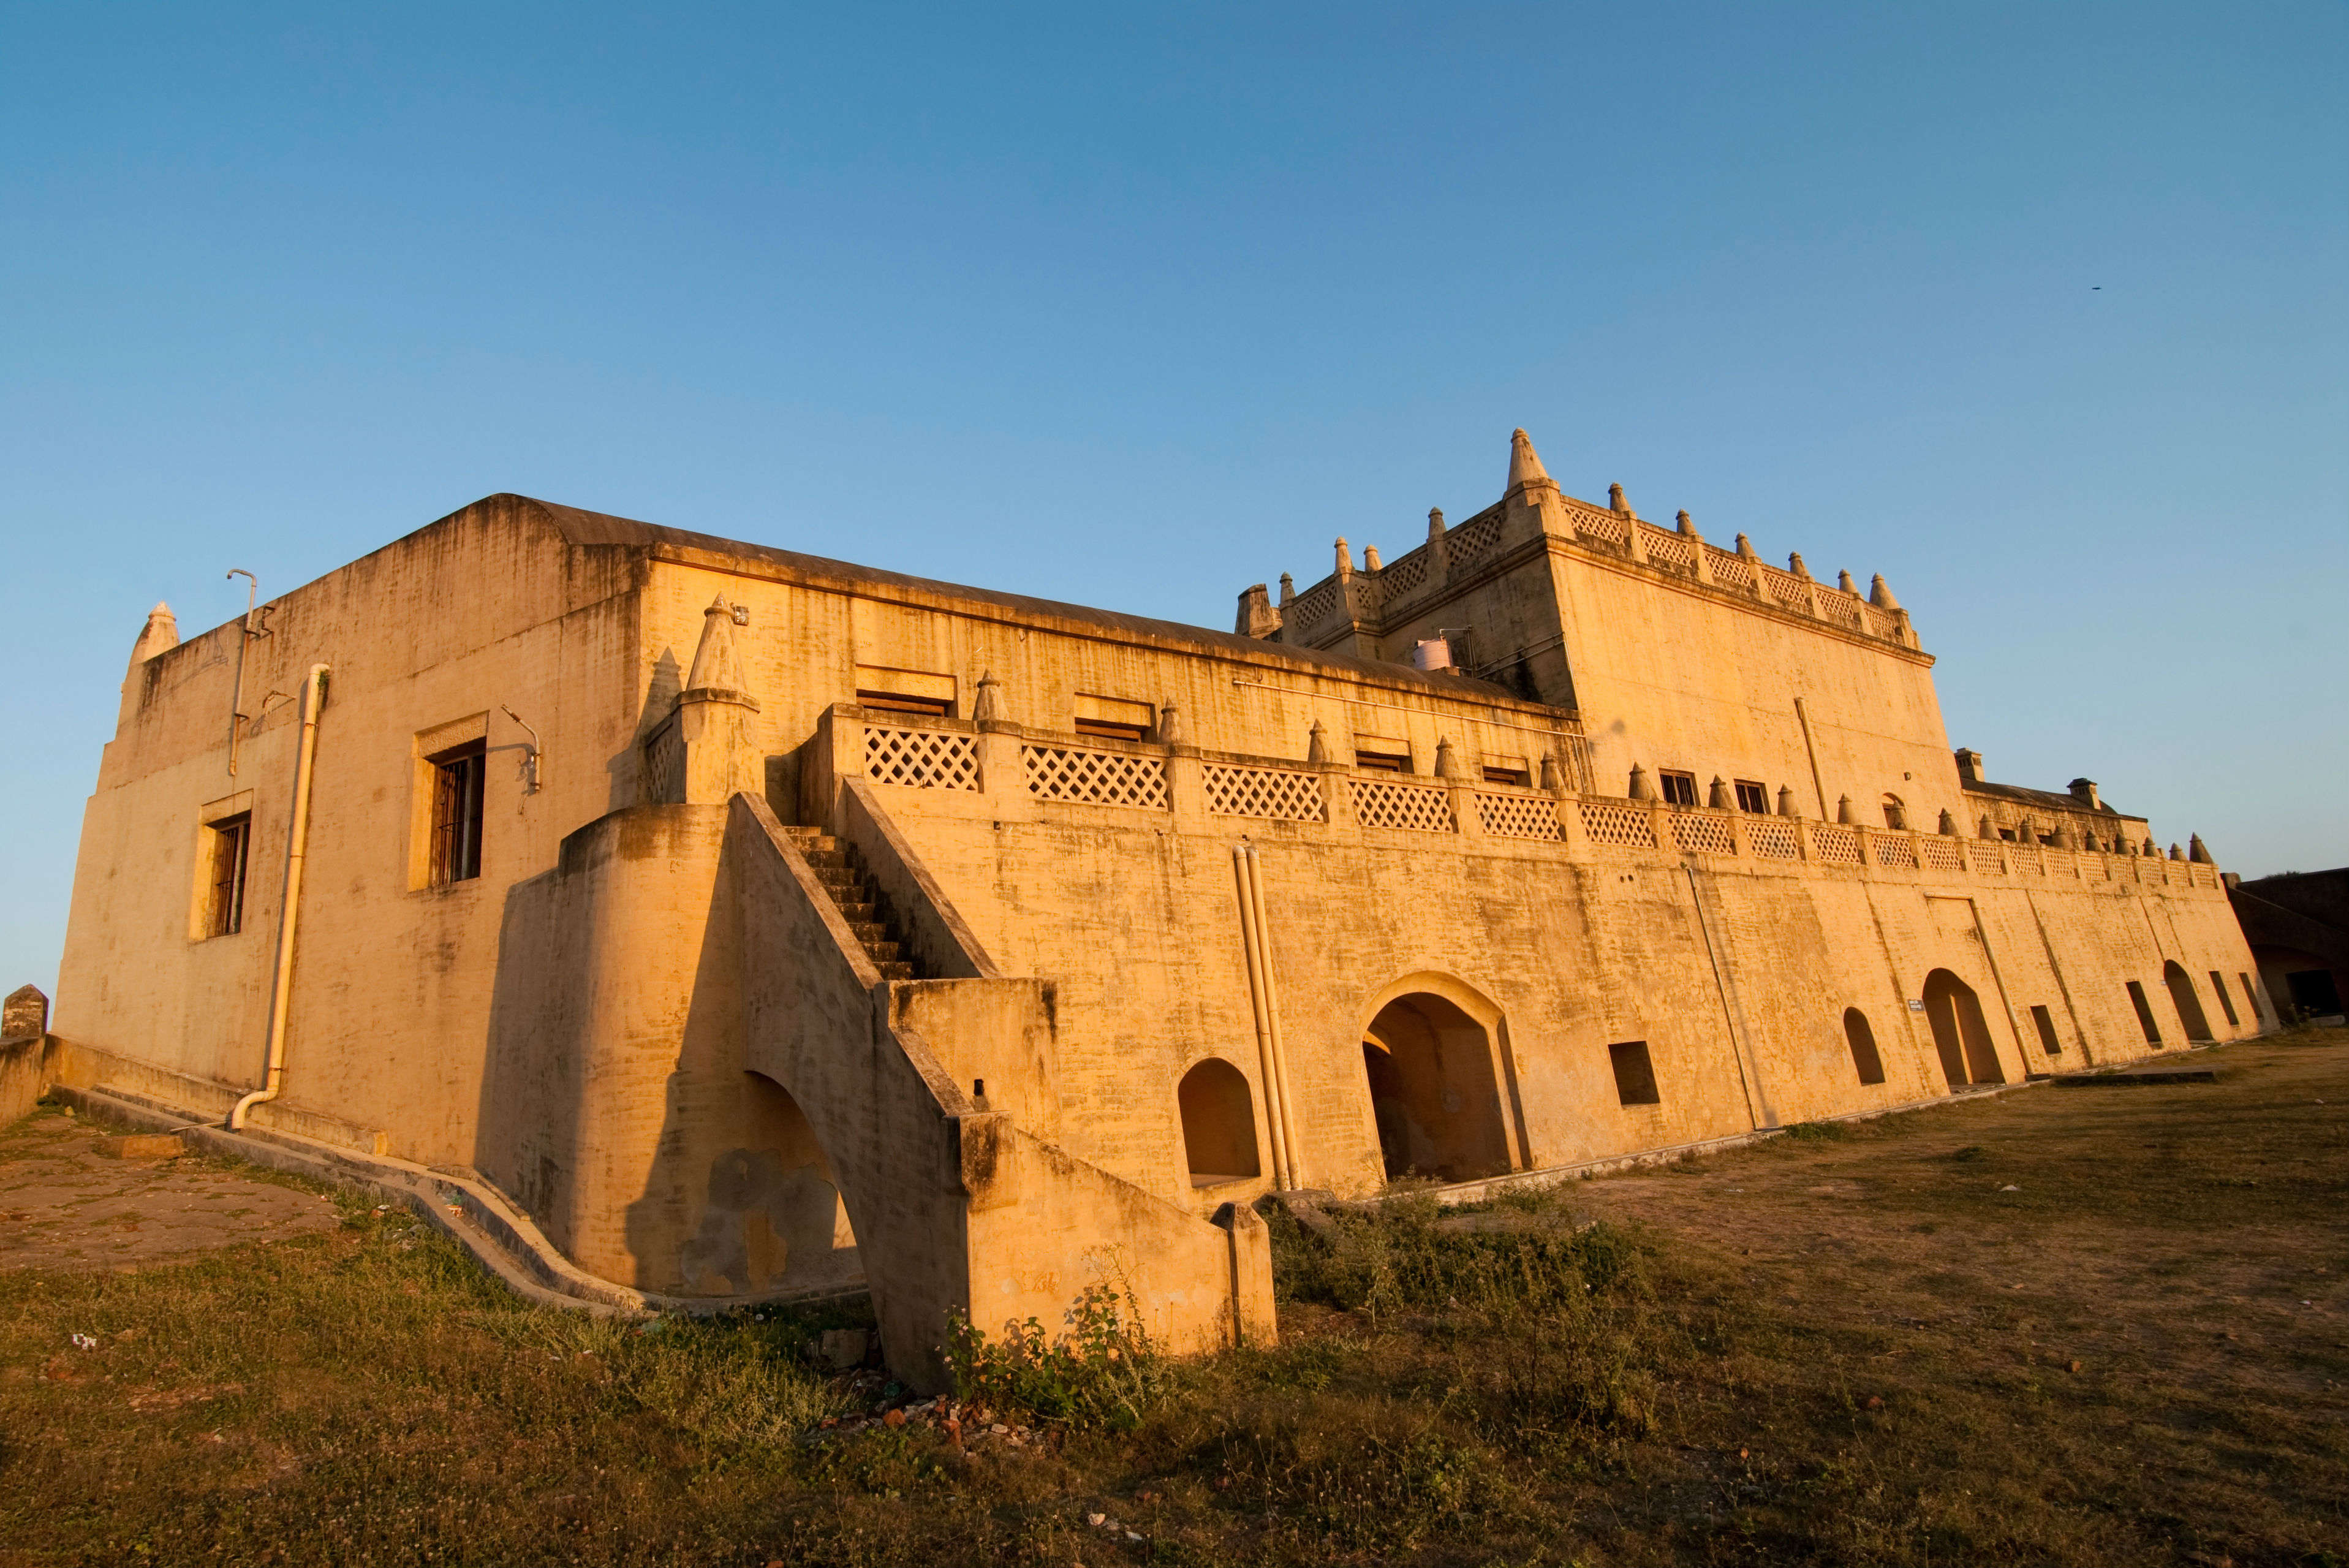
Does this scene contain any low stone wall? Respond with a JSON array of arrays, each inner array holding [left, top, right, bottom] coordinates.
[[1, 1033, 48, 1129]]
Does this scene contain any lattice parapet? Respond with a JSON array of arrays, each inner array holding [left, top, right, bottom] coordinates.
[[1350, 778, 1456, 833], [1671, 812, 1738, 857], [1578, 800, 1659, 849], [1642, 528, 1695, 574], [1706, 550, 1757, 591], [1763, 570, 1815, 614], [1920, 836, 1966, 873], [1745, 817, 1799, 860], [867, 725, 981, 791], [1285, 579, 1341, 630], [1870, 832, 1918, 869], [1475, 791, 1562, 841], [1809, 824, 1862, 865], [1205, 764, 1325, 823], [641, 716, 684, 805], [1377, 549, 1429, 598], [1569, 505, 1628, 547], [1967, 843, 2007, 876], [1442, 508, 1506, 572], [1024, 745, 1170, 809]]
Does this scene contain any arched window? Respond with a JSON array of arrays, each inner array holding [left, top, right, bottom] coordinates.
[[1843, 1008, 1886, 1085], [1881, 793, 1907, 831], [1177, 1058, 1261, 1187]]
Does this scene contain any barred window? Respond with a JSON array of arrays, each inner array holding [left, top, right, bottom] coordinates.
[[1734, 780, 1769, 814], [205, 814, 251, 937], [428, 740, 486, 885], [1659, 770, 1698, 807]]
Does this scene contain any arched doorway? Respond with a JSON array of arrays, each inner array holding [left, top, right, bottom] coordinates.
[[676, 1072, 861, 1296], [2163, 961, 2215, 1043], [1176, 1058, 1262, 1187], [1361, 992, 1511, 1182], [1921, 969, 2004, 1087], [1843, 1007, 1886, 1085]]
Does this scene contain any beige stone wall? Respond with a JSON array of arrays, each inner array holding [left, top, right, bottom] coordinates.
[[54, 497, 645, 1168], [47, 488, 2262, 1360]]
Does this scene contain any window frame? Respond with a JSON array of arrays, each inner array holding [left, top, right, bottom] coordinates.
[[1733, 780, 1769, 814], [204, 812, 252, 939], [427, 738, 487, 887], [1657, 770, 1698, 807]]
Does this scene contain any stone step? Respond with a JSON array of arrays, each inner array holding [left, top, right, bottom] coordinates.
[[864, 941, 902, 964], [847, 922, 887, 944], [874, 961, 915, 981], [835, 901, 875, 923]]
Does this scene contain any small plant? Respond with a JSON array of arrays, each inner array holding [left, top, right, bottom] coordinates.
[[1785, 1120, 1851, 1142], [940, 1282, 1163, 1430]]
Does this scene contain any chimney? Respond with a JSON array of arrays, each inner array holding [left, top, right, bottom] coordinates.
[[1234, 583, 1279, 638], [2068, 778, 2101, 810], [1953, 748, 1984, 785]]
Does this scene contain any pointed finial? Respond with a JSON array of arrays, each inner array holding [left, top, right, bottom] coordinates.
[[1608, 482, 1630, 516], [132, 602, 180, 664], [1836, 793, 1855, 824], [1157, 702, 1183, 745], [1676, 510, 1697, 536], [1939, 809, 1958, 835], [1837, 569, 1858, 594], [2169, 842, 2184, 860], [1777, 784, 1798, 818], [1363, 545, 1383, 572], [1789, 552, 1814, 581], [1434, 737, 1462, 779], [1540, 751, 1565, 796], [1306, 717, 1330, 765], [2189, 833, 2210, 863], [1334, 537, 1353, 580], [1628, 763, 1655, 801], [1735, 532, 1759, 561], [1869, 574, 1901, 610], [1507, 428, 1552, 491], [972, 670, 1004, 723], [1707, 775, 1732, 809], [1979, 814, 1995, 840], [683, 594, 751, 695], [1427, 507, 1445, 539], [1278, 572, 1295, 607]]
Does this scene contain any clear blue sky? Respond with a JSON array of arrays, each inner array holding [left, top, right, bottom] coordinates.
[[4, 2, 2343, 994]]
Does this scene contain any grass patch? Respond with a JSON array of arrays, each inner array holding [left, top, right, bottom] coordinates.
[[4, 1032, 2346, 1566]]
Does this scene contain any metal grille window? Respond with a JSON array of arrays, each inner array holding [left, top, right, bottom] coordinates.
[[1658, 770, 1698, 806], [1734, 780, 1769, 814], [429, 740, 486, 885], [206, 813, 251, 937]]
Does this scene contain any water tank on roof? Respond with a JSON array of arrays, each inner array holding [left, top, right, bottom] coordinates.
[[1410, 638, 1452, 672]]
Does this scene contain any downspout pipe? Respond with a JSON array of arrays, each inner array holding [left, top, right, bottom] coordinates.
[[231, 663, 328, 1131], [1243, 844, 1304, 1186], [1231, 846, 1291, 1191]]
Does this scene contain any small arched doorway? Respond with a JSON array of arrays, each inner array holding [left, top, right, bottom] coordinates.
[[1881, 793, 1907, 831], [2163, 961, 2215, 1042], [1176, 1058, 1262, 1187], [1921, 969, 2004, 1087], [676, 1072, 861, 1296], [1361, 992, 1510, 1182], [1844, 1007, 1886, 1085]]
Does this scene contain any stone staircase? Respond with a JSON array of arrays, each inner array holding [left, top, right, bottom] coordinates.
[[782, 827, 920, 981]]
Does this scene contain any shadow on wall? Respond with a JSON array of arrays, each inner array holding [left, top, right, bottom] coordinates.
[[476, 809, 862, 1298]]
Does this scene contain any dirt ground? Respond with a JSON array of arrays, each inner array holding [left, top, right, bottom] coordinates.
[[0, 1032, 2342, 1566], [0, 1107, 337, 1272]]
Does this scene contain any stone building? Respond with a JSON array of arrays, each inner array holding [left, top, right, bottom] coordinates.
[[43, 429, 2264, 1384]]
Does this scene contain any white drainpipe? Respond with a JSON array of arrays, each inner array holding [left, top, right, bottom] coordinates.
[[231, 663, 328, 1131]]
